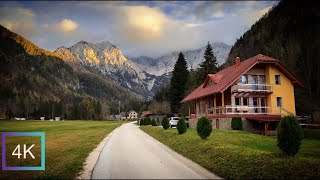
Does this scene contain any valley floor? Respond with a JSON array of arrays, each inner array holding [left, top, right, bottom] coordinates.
[[141, 126, 320, 179], [0, 120, 124, 179]]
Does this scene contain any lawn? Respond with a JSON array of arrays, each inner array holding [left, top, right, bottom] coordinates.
[[141, 126, 320, 179], [0, 120, 125, 179]]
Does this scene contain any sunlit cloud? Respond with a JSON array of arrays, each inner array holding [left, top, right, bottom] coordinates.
[[43, 19, 79, 32], [115, 6, 166, 41]]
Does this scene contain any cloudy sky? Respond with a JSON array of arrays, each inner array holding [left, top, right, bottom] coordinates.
[[0, 1, 278, 58]]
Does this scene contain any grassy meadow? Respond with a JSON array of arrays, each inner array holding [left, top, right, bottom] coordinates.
[[0, 120, 125, 179], [141, 126, 320, 179]]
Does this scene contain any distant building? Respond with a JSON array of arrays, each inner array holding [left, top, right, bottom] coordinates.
[[127, 110, 138, 119], [120, 112, 127, 120], [140, 111, 152, 118], [110, 115, 121, 120]]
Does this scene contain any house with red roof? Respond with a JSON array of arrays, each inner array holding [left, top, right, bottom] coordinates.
[[181, 54, 303, 135]]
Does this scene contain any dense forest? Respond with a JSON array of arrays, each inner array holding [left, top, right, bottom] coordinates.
[[226, 0, 320, 114], [0, 25, 144, 120]]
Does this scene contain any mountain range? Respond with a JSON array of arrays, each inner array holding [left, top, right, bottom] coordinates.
[[0, 24, 141, 118], [54, 40, 231, 99], [130, 42, 231, 76], [0, 23, 231, 118]]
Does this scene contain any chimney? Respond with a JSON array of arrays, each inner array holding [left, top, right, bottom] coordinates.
[[235, 57, 241, 65]]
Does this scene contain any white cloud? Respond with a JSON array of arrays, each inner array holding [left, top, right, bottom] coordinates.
[[212, 11, 224, 18], [115, 6, 166, 41], [59, 19, 79, 32], [43, 19, 79, 32]]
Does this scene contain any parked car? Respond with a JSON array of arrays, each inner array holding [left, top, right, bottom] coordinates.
[[169, 117, 190, 128], [169, 117, 180, 128]]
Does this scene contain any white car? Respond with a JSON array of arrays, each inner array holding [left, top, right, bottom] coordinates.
[[169, 117, 180, 128]]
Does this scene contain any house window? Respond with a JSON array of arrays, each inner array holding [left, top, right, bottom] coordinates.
[[235, 98, 240, 106], [275, 75, 281, 84], [243, 98, 248, 106], [241, 75, 248, 84], [276, 97, 282, 107], [209, 99, 214, 108]]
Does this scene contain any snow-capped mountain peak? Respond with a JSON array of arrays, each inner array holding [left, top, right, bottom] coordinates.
[[54, 40, 164, 99], [55, 41, 231, 100], [130, 42, 231, 76]]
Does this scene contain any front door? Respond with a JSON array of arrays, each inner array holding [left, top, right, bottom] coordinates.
[[260, 97, 267, 113]]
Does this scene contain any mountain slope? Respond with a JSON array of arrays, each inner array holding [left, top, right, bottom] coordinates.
[[225, 0, 320, 114], [54, 41, 169, 99], [0, 24, 140, 118], [0, 25, 79, 101], [130, 42, 231, 76]]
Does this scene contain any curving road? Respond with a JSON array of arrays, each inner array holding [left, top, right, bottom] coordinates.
[[91, 122, 220, 179]]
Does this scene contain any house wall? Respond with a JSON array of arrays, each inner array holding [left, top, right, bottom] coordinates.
[[189, 117, 255, 132], [265, 64, 296, 115]]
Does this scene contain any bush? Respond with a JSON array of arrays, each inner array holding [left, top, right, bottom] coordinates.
[[231, 117, 243, 130], [151, 119, 157, 126], [196, 117, 212, 139], [162, 116, 170, 130], [277, 115, 303, 156], [144, 117, 151, 125], [177, 118, 187, 134], [156, 118, 160, 126], [139, 118, 144, 126]]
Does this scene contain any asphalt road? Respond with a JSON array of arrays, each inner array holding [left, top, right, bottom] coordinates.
[[91, 122, 220, 179]]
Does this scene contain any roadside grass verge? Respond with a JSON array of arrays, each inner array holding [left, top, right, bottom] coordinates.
[[141, 126, 320, 179], [0, 120, 125, 179]]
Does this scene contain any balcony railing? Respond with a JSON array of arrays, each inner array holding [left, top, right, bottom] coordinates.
[[231, 83, 273, 93], [201, 106, 293, 117]]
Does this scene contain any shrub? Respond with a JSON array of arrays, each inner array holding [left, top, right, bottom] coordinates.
[[196, 117, 212, 139], [277, 115, 303, 156], [144, 117, 151, 125], [177, 118, 187, 134], [139, 118, 144, 126], [156, 118, 160, 126], [151, 119, 157, 126], [162, 116, 170, 130], [231, 117, 243, 130]]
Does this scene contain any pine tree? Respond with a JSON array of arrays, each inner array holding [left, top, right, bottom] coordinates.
[[197, 42, 218, 85], [95, 100, 102, 120], [169, 52, 189, 113]]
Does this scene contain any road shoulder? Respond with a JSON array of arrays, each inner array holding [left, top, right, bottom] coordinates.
[[76, 125, 121, 179]]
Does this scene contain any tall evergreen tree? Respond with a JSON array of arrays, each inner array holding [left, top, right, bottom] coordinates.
[[196, 42, 218, 85], [169, 52, 189, 113]]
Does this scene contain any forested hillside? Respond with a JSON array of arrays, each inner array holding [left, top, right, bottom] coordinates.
[[0, 25, 141, 119], [226, 0, 320, 114]]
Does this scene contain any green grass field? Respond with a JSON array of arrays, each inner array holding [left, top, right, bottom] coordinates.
[[0, 120, 125, 179], [141, 126, 320, 179]]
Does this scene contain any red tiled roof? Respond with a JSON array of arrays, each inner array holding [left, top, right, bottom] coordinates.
[[181, 54, 303, 103]]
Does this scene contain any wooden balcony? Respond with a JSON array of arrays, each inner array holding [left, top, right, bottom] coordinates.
[[193, 106, 293, 121], [231, 83, 273, 93]]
